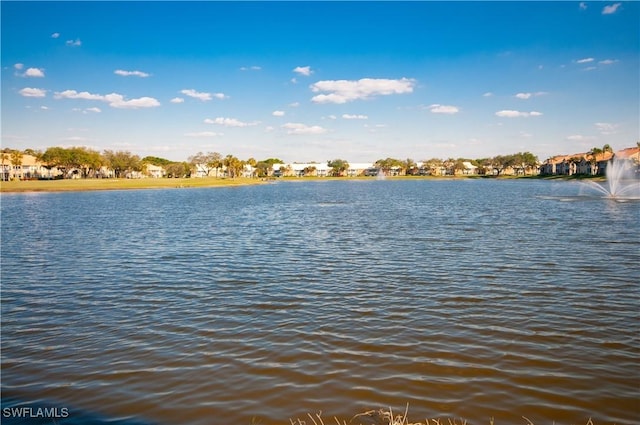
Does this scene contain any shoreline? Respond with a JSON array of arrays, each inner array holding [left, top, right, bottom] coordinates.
[[0, 174, 605, 194], [0, 177, 267, 194]]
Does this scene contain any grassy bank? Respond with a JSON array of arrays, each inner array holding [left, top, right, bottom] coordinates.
[[293, 407, 599, 425], [0, 174, 605, 193], [0, 177, 266, 193]]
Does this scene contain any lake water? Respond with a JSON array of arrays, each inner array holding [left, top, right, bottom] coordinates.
[[1, 179, 638, 425]]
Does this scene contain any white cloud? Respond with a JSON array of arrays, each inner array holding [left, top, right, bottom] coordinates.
[[598, 59, 618, 65], [103, 94, 160, 109], [64, 136, 89, 142], [19, 87, 47, 97], [54, 89, 160, 109], [595, 122, 618, 134], [184, 131, 223, 138], [515, 91, 547, 100], [272, 110, 285, 117], [180, 89, 213, 101], [495, 110, 543, 118], [170, 97, 185, 104], [66, 38, 81, 47], [429, 104, 459, 114], [40, 106, 49, 110], [74, 107, 101, 114], [289, 102, 300, 107], [204, 117, 259, 127], [576, 57, 594, 64], [23, 68, 45, 78], [293, 66, 313, 76], [342, 114, 368, 120], [482, 92, 493, 97], [240, 66, 261, 71], [51, 32, 60, 38], [281, 122, 327, 135], [14, 63, 24, 70], [310, 77, 415, 104], [55, 90, 104, 101], [114, 69, 150, 78], [602, 3, 621, 14], [566, 134, 593, 141]]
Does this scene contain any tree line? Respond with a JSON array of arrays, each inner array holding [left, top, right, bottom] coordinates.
[[1, 146, 542, 180]]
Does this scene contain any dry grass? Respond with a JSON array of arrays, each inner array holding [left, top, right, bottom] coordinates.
[[290, 406, 597, 425]]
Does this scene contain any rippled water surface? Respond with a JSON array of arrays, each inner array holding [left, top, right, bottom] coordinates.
[[2, 179, 639, 424]]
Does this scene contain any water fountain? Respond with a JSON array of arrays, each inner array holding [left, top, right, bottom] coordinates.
[[376, 168, 386, 180], [580, 159, 640, 200]]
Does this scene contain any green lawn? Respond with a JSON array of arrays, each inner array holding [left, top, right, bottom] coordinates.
[[0, 174, 598, 193], [0, 177, 266, 193]]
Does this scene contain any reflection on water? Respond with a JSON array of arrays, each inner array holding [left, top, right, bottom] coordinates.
[[1, 180, 639, 425]]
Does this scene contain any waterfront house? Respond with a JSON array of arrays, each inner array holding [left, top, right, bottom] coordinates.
[[144, 164, 166, 178], [0, 154, 62, 180]]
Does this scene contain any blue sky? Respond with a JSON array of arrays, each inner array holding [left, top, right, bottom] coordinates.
[[2, 1, 638, 163]]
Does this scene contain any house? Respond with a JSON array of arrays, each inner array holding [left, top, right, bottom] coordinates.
[[462, 161, 477, 175], [144, 164, 166, 178], [599, 147, 640, 176], [347, 163, 376, 177], [0, 154, 62, 180], [541, 148, 638, 176]]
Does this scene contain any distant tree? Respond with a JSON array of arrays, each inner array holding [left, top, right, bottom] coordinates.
[[375, 157, 402, 175], [166, 162, 189, 178], [421, 158, 443, 175], [223, 154, 244, 178], [10, 150, 23, 180], [190, 152, 210, 177], [491, 155, 508, 176], [72, 147, 103, 178], [512, 152, 539, 175], [142, 156, 173, 167], [442, 158, 456, 175], [585, 148, 601, 175], [404, 158, 418, 175], [452, 158, 466, 175], [1, 151, 9, 181], [42, 147, 73, 177], [23, 148, 42, 158], [103, 150, 142, 178], [254, 161, 271, 178], [327, 159, 349, 176], [474, 157, 492, 175], [303, 166, 317, 177], [209, 152, 223, 177]]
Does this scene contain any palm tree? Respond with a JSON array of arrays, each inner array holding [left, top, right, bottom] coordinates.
[[588, 147, 602, 175], [10, 150, 23, 180], [1, 151, 9, 181], [223, 154, 244, 178]]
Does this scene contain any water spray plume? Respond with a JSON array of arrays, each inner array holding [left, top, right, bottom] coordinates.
[[580, 159, 640, 200]]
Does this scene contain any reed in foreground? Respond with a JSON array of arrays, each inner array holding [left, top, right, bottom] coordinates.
[[290, 406, 598, 425]]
